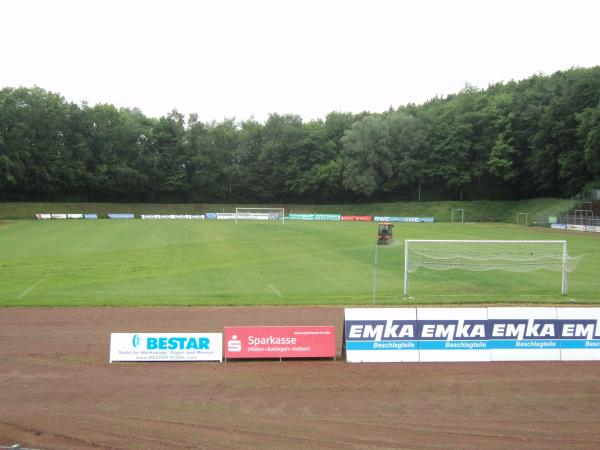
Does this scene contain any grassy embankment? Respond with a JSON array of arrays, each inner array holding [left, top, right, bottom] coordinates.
[[0, 198, 578, 222]]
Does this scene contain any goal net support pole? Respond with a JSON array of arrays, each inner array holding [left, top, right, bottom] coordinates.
[[404, 240, 579, 297], [562, 241, 568, 295], [404, 242, 410, 297]]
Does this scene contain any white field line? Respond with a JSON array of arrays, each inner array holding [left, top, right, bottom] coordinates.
[[16, 278, 46, 299], [267, 284, 282, 298]]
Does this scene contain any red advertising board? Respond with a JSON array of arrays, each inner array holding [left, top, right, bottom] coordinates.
[[224, 326, 336, 359], [341, 215, 373, 222]]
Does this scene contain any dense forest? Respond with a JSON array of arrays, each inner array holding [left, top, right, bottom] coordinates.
[[1, 67, 599, 203]]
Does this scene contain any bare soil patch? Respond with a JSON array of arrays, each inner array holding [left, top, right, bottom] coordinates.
[[1, 307, 599, 449]]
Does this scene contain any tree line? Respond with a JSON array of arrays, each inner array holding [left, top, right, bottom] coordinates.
[[1, 67, 599, 203]]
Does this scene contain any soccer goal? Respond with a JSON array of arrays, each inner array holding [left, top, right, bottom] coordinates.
[[403, 240, 581, 296], [451, 208, 464, 224], [235, 207, 285, 224], [516, 212, 529, 225]]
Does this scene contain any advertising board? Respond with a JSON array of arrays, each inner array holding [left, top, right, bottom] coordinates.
[[556, 308, 600, 360], [373, 216, 435, 223], [288, 213, 341, 221], [416, 308, 489, 362], [345, 307, 600, 363], [552, 224, 600, 233], [84, 213, 98, 219], [51, 214, 67, 219], [224, 326, 336, 359], [216, 213, 237, 220], [488, 307, 560, 361], [36, 213, 51, 219], [345, 308, 419, 362], [67, 214, 83, 219], [140, 214, 204, 219], [288, 214, 316, 220], [314, 214, 341, 221], [235, 212, 271, 220], [110, 333, 222, 362], [341, 216, 372, 222], [108, 213, 135, 219]]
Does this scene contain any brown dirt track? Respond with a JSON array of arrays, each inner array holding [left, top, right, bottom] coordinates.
[[1, 307, 600, 450]]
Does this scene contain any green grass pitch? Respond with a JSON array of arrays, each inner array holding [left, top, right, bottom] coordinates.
[[1, 219, 599, 306]]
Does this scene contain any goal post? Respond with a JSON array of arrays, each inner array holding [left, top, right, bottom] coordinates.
[[516, 212, 529, 225], [235, 207, 285, 224], [403, 240, 580, 296], [451, 208, 464, 224]]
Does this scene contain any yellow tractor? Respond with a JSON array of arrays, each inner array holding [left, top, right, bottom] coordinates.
[[377, 222, 394, 245]]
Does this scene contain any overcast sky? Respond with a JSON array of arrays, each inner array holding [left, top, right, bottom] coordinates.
[[2, 0, 599, 122]]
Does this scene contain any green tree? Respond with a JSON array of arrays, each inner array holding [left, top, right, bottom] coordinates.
[[578, 101, 600, 182], [387, 109, 427, 200], [341, 114, 393, 198], [0, 154, 16, 199], [258, 114, 306, 201]]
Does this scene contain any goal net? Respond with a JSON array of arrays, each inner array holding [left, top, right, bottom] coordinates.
[[451, 208, 464, 223], [404, 240, 581, 296], [235, 207, 285, 224], [516, 212, 529, 225]]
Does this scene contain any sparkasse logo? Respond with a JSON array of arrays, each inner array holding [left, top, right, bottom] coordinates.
[[227, 334, 242, 352]]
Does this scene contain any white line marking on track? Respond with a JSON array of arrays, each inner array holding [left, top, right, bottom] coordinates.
[[267, 284, 282, 298]]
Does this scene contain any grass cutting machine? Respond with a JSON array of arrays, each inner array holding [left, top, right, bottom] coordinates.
[[377, 222, 394, 245]]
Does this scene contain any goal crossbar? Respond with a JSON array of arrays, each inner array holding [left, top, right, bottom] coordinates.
[[404, 240, 580, 296]]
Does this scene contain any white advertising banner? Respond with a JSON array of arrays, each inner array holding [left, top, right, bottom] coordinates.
[[51, 214, 67, 219], [344, 307, 600, 363], [416, 308, 490, 362], [140, 214, 204, 219], [488, 307, 560, 361], [67, 213, 83, 219], [216, 213, 237, 220], [344, 308, 419, 362], [556, 308, 600, 360], [110, 333, 222, 362], [236, 213, 270, 220]]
